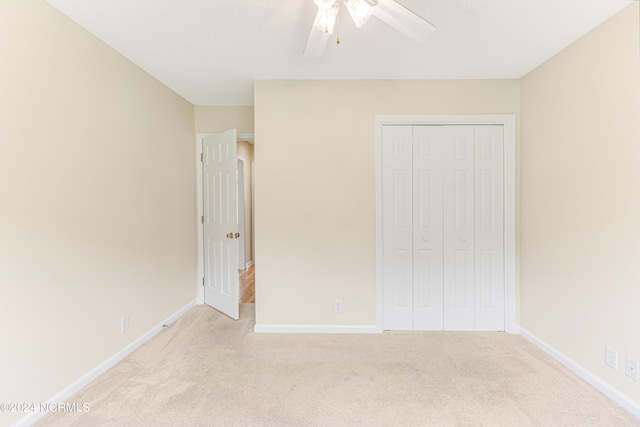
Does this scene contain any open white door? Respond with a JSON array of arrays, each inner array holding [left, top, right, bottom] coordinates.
[[203, 129, 239, 320]]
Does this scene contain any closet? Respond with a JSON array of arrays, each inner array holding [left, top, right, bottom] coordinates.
[[381, 125, 505, 331]]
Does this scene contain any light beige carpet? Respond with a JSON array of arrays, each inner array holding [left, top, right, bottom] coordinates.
[[38, 304, 639, 427]]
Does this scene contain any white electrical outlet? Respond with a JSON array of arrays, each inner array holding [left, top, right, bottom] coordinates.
[[334, 300, 343, 313], [121, 315, 129, 333], [605, 346, 618, 370], [626, 357, 639, 382]]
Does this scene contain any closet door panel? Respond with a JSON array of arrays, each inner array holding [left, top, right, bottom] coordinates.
[[381, 123, 506, 332], [412, 126, 444, 330], [443, 126, 475, 331], [474, 126, 505, 330], [382, 126, 414, 330]]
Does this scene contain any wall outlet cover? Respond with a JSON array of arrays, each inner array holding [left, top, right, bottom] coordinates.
[[121, 315, 129, 333], [605, 345, 618, 370], [626, 357, 639, 382]]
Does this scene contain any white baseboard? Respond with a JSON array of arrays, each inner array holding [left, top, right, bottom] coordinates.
[[254, 324, 379, 334], [12, 300, 197, 427], [519, 327, 640, 420], [245, 260, 254, 269], [506, 324, 520, 335]]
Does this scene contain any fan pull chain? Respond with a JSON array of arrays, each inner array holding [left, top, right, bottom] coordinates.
[[336, 14, 341, 44]]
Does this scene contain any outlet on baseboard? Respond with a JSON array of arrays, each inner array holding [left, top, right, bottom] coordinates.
[[626, 357, 639, 382], [605, 346, 618, 370], [334, 300, 343, 313], [121, 315, 129, 333]]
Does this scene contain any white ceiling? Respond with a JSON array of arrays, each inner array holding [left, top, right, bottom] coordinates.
[[46, 0, 632, 106]]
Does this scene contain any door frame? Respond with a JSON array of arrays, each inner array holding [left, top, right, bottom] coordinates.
[[375, 115, 517, 333], [196, 133, 254, 305]]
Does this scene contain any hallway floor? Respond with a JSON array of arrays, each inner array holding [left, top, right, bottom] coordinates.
[[240, 264, 255, 303]]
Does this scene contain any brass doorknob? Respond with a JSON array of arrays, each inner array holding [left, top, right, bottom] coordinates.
[[234, 233, 241, 239], [226, 233, 234, 239]]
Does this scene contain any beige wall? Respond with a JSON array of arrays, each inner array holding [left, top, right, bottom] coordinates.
[[520, 3, 640, 404], [194, 106, 254, 134], [254, 80, 520, 325], [0, 2, 196, 425]]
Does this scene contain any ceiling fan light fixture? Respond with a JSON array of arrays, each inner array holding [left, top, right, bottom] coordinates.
[[313, 1, 339, 34], [344, 0, 378, 28], [304, 0, 435, 58]]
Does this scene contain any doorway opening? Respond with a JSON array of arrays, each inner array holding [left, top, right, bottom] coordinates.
[[236, 141, 255, 304]]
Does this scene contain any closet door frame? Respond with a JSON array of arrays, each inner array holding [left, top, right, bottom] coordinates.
[[375, 115, 517, 334]]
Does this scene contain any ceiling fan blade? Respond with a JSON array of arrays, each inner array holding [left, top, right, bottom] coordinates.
[[304, 7, 336, 57], [372, 0, 436, 43], [304, 25, 331, 57]]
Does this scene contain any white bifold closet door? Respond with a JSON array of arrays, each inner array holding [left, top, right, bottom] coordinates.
[[382, 125, 504, 331]]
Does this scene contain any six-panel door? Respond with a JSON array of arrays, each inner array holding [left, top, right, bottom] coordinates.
[[203, 129, 240, 320]]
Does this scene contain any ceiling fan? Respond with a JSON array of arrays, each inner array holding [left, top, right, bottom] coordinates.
[[304, 0, 436, 57]]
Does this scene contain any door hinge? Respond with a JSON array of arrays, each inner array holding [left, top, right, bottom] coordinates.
[[200, 153, 203, 162], [201, 215, 204, 224], [202, 277, 205, 286]]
